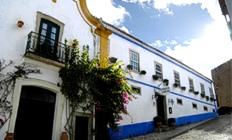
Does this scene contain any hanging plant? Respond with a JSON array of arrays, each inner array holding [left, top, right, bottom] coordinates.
[[152, 75, 159, 80], [163, 79, 169, 86], [127, 64, 133, 70], [173, 83, 179, 88], [194, 91, 199, 95], [205, 96, 209, 101], [200, 93, 205, 98], [181, 86, 186, 91], [140, 70, 146, 75]]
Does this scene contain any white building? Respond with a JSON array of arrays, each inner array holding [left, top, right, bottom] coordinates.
[[0, 0, 217, 140], [0, 0, 97, 140], [105, 23, 217, 139]]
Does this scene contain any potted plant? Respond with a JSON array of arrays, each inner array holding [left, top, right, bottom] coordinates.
[[210, 97, 214, 102], [194, 91, 199, 95], [127, 64, 133, 70], [189, 89, 194, 93], [163, 79, 169, 86], [181, 86, 186, 91], [205, 96, 209, 101], [200, 93, 205, 98], [152, 75, 159, 80], [140, 70, 146, 75], [173, 83, 179, 88], [17, 20, 24, 28], [109, 57, 117, 63], [168, 118, 176, 129], [154, 116, 162, 131]]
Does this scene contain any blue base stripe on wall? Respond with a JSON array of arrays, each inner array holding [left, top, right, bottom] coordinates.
[[109, 112, 217, 140]]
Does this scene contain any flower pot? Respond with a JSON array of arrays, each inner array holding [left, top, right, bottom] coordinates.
[[109, 57, 117, 63], [163, 79, 169, 86], [152, 75, 159, 80], [127, 64, 133, 70], [17, 20, 24, 28], [140, 70, 146, 75]]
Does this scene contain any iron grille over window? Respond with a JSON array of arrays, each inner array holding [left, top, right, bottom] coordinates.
[[200, 83, 205, 94], [174, 71, 180, 86], [155, 62, 163, 80], [189, 78, 194, 91], [130, 50, 139, 72], [25, 31, 66, 62]]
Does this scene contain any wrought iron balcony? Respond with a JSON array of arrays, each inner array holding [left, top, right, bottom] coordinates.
[[25, 31, 67, 63]]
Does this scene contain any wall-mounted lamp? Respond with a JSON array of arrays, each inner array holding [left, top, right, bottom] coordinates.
[[168, 99, 174, 105], [17, 20, 24, 28]]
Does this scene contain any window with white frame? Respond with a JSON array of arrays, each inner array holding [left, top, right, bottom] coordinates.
[[130, 50, 139, 72], [174, 71, 180, 86], [155, 62, 163, 80], [200, 83, 205, 94], [209, 87, 214, 98], [189, 78, 194, 92]]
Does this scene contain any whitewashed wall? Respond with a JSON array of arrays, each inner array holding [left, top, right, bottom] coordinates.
[[108, 29, 216, 126], [0, 0, 95, 139]]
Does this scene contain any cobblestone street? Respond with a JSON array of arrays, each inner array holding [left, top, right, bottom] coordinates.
[[125, 114, 232, 140], [171, 114, 232, 140]]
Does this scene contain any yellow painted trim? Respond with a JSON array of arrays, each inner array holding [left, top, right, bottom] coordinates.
[[79, 0, 112, 68]]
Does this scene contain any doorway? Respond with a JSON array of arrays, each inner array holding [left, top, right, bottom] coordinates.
[[14, 86, 56, 140], [156, 94, 166, 125], [75, 116, 89, 140]]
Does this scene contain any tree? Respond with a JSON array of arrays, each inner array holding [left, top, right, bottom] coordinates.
[[59, 40, 134, 140]]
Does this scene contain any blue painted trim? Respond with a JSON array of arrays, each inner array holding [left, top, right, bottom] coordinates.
[[127, 78, 215, 107], [109, 112, 217, 140], [175, 112, 218, 126], [109, 121, 154, 140], [113, 31, 212, 84]]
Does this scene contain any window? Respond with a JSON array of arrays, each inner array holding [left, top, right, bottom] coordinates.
[[174, 71, 180, 86], [192, 103, 198, 109], [130, 50, 140, 72], [177, 98, 183, 105], [213, 109, 215, 112], [189, 78, 194, 92], [32, 12, 64, 61], [154, 62, 163, 80], [209, 87, 214, 98], [131, 86, 141, 95], [200, 83, 205, 94], [203, 106, 208, 111]]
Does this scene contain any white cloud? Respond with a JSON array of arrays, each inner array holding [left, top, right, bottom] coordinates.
[[86, 0, 130, 26], [165, 20, 232, 79], [119, 26, 130, 34]]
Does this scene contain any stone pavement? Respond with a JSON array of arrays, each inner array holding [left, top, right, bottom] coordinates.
[[124, 118, 215, 140]]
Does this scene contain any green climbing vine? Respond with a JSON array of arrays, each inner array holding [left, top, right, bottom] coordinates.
[[0, 60, 40, 129], [59, 39, 134, 140]]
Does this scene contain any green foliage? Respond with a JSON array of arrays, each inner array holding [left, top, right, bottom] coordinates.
[[59, 40, 133, 139]]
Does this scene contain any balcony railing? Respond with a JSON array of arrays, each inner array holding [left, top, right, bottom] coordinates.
[[25, 31, 68, 63]]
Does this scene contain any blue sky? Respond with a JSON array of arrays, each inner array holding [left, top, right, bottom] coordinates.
[[87, 0, 232, 79]]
